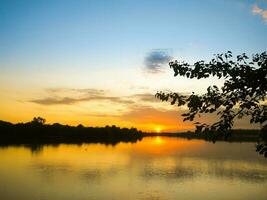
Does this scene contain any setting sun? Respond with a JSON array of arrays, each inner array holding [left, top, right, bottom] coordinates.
[[155, 126, 162, 133]]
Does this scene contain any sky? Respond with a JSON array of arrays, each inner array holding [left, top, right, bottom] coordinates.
[[0, 0, 267, 132]]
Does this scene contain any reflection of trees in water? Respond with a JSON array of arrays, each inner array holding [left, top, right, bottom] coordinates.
[[0, 140, 139, 154], [26, 144, 44, 154], [25, 144, 60, 155]]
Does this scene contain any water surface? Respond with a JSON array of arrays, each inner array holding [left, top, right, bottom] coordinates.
[[0, 137, 266, 200]]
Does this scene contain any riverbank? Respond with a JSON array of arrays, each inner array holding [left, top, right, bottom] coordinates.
[[0, 120, 143, 145], [0, 119, 263, 145]]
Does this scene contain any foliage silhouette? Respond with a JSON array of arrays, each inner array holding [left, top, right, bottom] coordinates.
[[31, 117, 46, 125], [0, 117, 143, 146], [155, 52, 267, 156]]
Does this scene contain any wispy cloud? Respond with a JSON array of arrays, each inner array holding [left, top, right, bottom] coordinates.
[[86, 113, 122, 118], [252, 4, 267, 23], [31, 97, 82, 105], [144, 49, 172, 73], [131, 93, 159, 102], [45, 88, 105, 95], [31, 96, 134, 105], [31, 88, 160, 106], [30, 88, 134, 105]]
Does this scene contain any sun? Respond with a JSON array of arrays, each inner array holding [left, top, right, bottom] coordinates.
[[155, 126, 162, 133]]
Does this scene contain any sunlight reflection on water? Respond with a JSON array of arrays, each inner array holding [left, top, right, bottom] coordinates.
[[0, 137, 267, 200]]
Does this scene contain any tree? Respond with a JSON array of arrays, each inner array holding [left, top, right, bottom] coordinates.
[[31, 117, 46, 125], [155, 52, 267, 155]]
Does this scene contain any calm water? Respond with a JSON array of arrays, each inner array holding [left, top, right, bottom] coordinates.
[[0, 137, 267, 200]]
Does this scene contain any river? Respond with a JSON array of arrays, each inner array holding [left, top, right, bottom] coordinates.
[[0, 136, 266, 200]]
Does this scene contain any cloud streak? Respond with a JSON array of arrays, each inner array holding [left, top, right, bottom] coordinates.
[[31, 88, 160, 106], [144, 49, 172, 73], [45, 88, 105, 95], [30, 88, 135, 105], [131, 93, 159, 102], [252, 4, 267, 23], [31, 96, 134, 105]]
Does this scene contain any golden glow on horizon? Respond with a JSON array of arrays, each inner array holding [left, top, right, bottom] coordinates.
[[0, 65, 228, 133], [155, 126, 162, 133], [0, 96, 196, 132]]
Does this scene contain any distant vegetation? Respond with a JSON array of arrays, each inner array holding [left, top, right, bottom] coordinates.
[[155, 129, 261, 142], [0, 117, 265, 156], [0, 117, 143, 146]]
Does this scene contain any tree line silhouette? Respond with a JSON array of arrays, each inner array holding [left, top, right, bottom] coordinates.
[[0, 117, 143, 145]]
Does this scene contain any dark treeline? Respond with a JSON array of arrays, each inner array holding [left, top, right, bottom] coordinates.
[[0, 117, 143, 146], [0, 117, 264, 148]]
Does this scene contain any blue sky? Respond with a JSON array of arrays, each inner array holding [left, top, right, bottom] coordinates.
[[0, 0, 266, 130], [1, 0, 266, 69]]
